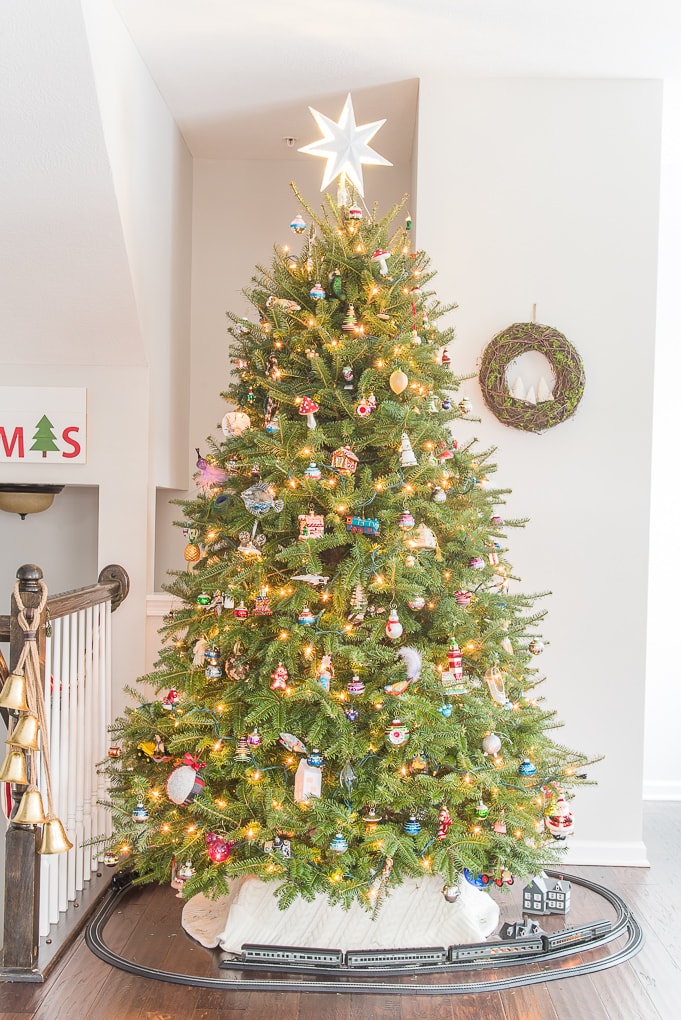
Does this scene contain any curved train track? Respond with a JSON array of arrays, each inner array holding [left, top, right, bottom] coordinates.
[[85, 869, 644, 995]]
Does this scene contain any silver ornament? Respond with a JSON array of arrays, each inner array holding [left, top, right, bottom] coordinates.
[[443, 884, 461, 903]]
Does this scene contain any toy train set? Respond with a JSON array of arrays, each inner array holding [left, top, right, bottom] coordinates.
[[224, 918, 613, 976], [86, 869, 644, 995]]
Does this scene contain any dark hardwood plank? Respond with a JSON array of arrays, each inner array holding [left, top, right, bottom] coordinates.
[[347, 993, 403, 1020], [396, 993, 453, 1020], [190, 1011, 260, 1020], [497, 968, 559, 1020], [195, 987, 252, 1011], [590, 960, 664, 1020], [0, 1014, 35, 1020]]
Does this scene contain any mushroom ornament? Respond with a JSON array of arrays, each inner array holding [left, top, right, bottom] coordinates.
[[371, 248, 390, 276], [298, 396, 320, 429]]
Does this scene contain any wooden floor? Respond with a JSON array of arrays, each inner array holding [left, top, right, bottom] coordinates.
[[2, 802, 680, 1020]]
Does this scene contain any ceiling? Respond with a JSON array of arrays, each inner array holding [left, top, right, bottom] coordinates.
[[113, 0, 681, 160]]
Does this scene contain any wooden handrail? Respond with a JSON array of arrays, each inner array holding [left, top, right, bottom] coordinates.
[[0, 565, 129, 642]]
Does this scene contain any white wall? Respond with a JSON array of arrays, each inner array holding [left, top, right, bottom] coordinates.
[[644, 79, 681, 800], [0, 487, 99, 597], [417, 78, 662, 864]]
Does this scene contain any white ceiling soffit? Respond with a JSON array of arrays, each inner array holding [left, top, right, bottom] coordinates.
[[113, 0, 681, 158]]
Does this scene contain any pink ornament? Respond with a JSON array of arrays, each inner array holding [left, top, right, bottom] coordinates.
[[454, 591, 472, 607]]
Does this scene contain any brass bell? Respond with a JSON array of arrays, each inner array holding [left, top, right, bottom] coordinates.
[[39, 816, 73, 855], [0, 672, 29, 712], [12, 786, 47, 825], [0, 748, 28, 784], [7, 713, 40, 751]]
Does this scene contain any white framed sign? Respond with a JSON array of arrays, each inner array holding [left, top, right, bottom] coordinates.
[[0, 387, 87, 463]]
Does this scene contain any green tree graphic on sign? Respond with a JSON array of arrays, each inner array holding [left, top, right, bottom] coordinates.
[[30, 415, 59, 458]]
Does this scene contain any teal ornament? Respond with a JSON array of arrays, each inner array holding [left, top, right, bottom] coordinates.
[[404, 815, 421, 835], [518, 758, 537, 776], [290, 213, 306, 234], [438, 703, 453, 718], [308, 749, 324, 768], [330, 833, 348, 854], [309, 282, 326, 300]]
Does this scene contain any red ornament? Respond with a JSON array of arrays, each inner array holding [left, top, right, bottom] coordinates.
[[447, 643, 463, 680], [205, 831, 235, 864], [437, 805, 452, 840], [162, 689, 179, 709]]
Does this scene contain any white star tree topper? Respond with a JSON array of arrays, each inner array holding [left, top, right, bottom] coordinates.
[[298, 93, 392, 198]]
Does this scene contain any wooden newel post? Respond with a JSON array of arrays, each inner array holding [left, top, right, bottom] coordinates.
[[2, 564, 46, 976]]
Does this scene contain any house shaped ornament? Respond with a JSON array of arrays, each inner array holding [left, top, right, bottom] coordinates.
[[298, 512, 325, 540], [331, 446, 359, 475]]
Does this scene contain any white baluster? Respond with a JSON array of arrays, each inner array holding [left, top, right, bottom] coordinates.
[[66, 613, 78, 904], [59, 616, 71, 913], [74, 610, 85, 892]]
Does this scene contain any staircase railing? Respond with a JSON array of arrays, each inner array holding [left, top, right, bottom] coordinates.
[[0, 563, 129, 981]]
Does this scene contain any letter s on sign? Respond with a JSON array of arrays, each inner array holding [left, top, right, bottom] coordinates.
[[61, 426, 81, 459]]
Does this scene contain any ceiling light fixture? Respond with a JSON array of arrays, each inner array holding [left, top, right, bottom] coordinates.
[[0, 484, 64, 520]]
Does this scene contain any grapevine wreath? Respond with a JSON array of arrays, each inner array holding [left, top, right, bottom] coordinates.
[[478, 321, 585, 433]]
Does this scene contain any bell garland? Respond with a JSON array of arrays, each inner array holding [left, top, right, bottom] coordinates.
[[8, 580, 72, 854]]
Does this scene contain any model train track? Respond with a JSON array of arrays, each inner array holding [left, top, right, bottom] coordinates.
[[85, 869, 644, 995]]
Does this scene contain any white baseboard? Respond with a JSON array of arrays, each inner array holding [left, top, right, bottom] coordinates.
[[643, 780, 681, 801], [561, 840, 649, 868]]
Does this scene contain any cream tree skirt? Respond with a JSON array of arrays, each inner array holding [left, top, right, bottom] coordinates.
[[182, 876, 500, 954]]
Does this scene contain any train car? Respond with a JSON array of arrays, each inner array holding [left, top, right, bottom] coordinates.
[[240, 944, 343, 968], [449, 937, 543, 962], [542, 919, 611, 952], [346, 946, 447, 969]]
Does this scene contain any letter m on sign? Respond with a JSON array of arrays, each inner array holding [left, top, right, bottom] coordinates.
[[0, 427, 24, 459]]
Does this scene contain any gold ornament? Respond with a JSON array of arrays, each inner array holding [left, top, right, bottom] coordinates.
[[184, 543, 201, 563], [389, 369, 409, 395]]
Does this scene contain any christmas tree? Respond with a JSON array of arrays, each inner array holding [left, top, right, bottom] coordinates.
[[102, 99, 595, 912]]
